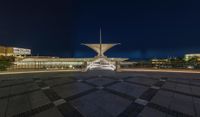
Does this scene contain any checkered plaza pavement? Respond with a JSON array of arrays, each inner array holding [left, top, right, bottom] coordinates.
[[0, 71, 200, 117]]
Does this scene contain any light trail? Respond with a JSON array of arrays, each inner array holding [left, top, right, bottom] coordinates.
[[0, 70, 81, 75], [121, 68, 200, 74]]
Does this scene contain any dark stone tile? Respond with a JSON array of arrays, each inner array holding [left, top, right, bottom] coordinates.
[[57, 102, 83, 117], [13, 103, 54, 117], [43, 89, 61, 101], [118, 102, 144, 117], [147, 103, 193, 117], [140, 88, 158, 101], [34, 108, 64, 117], [153, 81, 165, 87]]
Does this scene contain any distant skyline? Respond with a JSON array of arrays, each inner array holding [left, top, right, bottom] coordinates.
[[0, 0, 200, 59]]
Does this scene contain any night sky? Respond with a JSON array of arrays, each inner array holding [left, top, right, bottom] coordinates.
[[0, 0, 200, 59]]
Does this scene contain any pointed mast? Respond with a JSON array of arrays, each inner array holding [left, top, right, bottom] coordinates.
[[100, 28, 102, 56]]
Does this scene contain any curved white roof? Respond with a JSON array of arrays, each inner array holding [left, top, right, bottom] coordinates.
[[82, 43, 120, 56]]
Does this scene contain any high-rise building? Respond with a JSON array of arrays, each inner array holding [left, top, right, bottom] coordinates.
[[185, 54, 200, 61], [0, 46, 31, 56], [0, 46, 6, 56]]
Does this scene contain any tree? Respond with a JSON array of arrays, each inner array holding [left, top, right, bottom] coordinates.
[[0, 56, 15, 71], [169, 57, 186, 68], [0, 61, 11, 71], [187, 57, 198, 68]]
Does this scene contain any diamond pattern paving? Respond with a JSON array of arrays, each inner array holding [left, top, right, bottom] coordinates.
[[0, 71, 200, 117], [71, 90, 131, 117], [86, 77, 115, 86], [107, 82, 148, 98], [53, 82, 93, 99]]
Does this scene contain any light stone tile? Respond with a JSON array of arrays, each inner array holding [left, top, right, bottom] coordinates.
[[7, 94, 31, 116], [190, 80, 200, 86], [53, 82, 93, 98], [96, 86, 104, 90], [71, 90, 131, 117], [151, 90, 173, 108], [77, 79, 83, 82], [151, 86, 160, 90], [108, 82, 148, 98], [175, 84, 191, 94], [193, 97, 200, 117], [191, 86, 200, 96], [0, 99, 8, 117], [162, 82, 176, 90], [135, 99, 148, 105], [138, 107, 166, 117], [73, 99, 113, 117], [0, 80, 18, 87], [127, 77, 157, 85], [26, 83, 40, 91], [176, 78, 190, 84], [0, 87, 10, 98], [53, 99, 66, 106], [44, 78, 74, 86], [29, 91, 51, 109], [170, 93, 195, 116], [86, 78, 115, 86], [41, 86, 50, 90], [10, 85, 27, 95]]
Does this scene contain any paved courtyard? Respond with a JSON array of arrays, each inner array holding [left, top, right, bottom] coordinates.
[[0, 71, 200, 117]]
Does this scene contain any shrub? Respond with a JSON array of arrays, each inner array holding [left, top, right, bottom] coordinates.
[[0, 61, 11, 71]]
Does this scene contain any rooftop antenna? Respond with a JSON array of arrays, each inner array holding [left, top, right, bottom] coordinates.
[[100, 27, 102, 57]]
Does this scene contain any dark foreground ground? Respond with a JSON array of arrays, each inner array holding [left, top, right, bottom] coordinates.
[[0, 71, 200, 117]]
